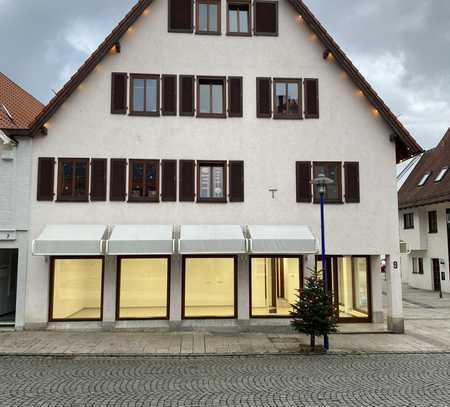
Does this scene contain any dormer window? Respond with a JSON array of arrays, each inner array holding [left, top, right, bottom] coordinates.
[[196, 0, 221, 35], [417, 172, 431, 187], [435, 167, 448, 182]]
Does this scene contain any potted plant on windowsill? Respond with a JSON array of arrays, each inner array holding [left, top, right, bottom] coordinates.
[[290, 269, 338, 353]]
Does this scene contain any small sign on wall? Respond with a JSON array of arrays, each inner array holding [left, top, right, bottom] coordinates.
[[0, 230, 16, 241]]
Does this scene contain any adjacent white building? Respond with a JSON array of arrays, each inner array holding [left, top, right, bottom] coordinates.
[[13, 0, 422, 332], [399, 129, 450, 293], [0, 72, 43, 327]]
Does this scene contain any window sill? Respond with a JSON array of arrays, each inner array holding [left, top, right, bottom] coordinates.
[[128, 198, 160, 203], [313, 199, 344, 205], [197, 198, 227, 203], [226, 32, 252, 37], [56, 197, 89, 202], [129, 111, 160, 117], [195, 31, 222, 36], [273, 114, 303, 120], [168, 28, 194, 34], [196, 113, 227, 119], [253, 32, 278, 37]]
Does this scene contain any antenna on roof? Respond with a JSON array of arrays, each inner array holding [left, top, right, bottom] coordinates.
[[51, 89, 57, 96], [0, 104, 14, 123]]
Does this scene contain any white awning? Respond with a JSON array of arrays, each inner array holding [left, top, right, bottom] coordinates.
[[32, 225, 107, 256], [179, 225, 247, 254], [248, 225, 317, 254], [107, 225, 174, 255]]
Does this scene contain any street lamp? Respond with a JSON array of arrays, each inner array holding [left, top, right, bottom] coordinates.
[[313, 172, 334, 352]]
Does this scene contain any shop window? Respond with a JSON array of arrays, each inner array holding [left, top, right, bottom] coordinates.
[[128, 159, 159, 202], [196, 0, 221, 34], [273, 78, 302, 119], [183, 257, 236, 318], [197, 77, 226, 118], [197, 161, 227, 202], [50, 258, 103, 321], [227, 1, 251, 35], [57, 158, 89, 202], [130, 74, 160, 116], [250, 257, 302, 317], [117, 257, 169, 320], [313, 162, 342, 203]]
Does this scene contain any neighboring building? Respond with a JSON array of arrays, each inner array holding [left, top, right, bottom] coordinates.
[[399, 129, 450, 293], [0, 72, 43, 326], [20, 0, 421, 332]]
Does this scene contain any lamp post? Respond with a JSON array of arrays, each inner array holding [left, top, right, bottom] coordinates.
[[313, 172, 334, 352]]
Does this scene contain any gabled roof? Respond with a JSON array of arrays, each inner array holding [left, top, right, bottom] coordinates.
[[398, 129, 450, 209], [29, 0, 423, 161], [0, 72, 44, 130]]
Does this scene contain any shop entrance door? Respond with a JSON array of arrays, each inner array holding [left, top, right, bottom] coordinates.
[[0, 249, 18, 324], [432, 259, 441, 292]]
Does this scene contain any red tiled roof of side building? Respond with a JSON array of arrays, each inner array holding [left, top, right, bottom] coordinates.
[[398, 128, 450, 209], [0, 72, 44, 130]]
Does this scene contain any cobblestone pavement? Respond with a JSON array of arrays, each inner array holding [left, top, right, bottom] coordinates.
[[1, 354, 449, 406]]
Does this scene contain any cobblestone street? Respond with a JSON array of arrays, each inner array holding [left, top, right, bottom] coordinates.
[[1, 353, 450, 406]]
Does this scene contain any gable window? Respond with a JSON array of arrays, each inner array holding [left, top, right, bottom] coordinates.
[[313, 162, 342, 203], [128, 159, 160, 202], [57, 158, 89, 202], [404, 213, 414, 229], [435, 167, 448, 182], [130, 74, 160, 116], [428, 210, 438, 233], [196, 0, 221, 34], [227, 1, 251, 35], [273, 79, 302, 119], [417, 172, 431, 187], [197, 161, 227, 202], [197, 77, 226, 118]]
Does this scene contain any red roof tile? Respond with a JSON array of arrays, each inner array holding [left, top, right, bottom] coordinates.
[[398, 129, 450, 208], [0, 72, 44, 130]]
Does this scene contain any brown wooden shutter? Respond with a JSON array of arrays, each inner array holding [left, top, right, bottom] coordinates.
[[254, 1, 278, 36], [228, 77, 243, 117], [229, 161, 244, 202], [179, 160, 195, 201], [304, 78, 319, 119], [256, 77, 272, 118], [296, 161, 312, 203], [179, 75, 195, 116], [168, 0, 193, 32], [37, 157, 55, 201], [344, 162, 360, 203], [161, 160, 177, 201], [111, 72, 127, 114], [162, 75, 177, 116], [90, 159, 107, 201], [110, 159, 127, 201]]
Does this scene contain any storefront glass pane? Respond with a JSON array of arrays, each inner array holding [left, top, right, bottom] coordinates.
[[251, 257, 301, 316], [51, 258, 102, 320], [118, 258, 168, 319], [184, 257, 235, 317]]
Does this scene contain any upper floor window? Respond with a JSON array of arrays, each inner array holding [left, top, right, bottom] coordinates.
[[227, 1, 251, 35], [196, 0, 221, 35], [417, 172, 431, 187], [254, 1, 278, 36], [168, 0, 194, 33], [197, 77, 226, 118], [197, 161, 227, 202], [435, 167, 448, 182], [428, 210, 438, 233], [130, 74, 160, 116], [128, 159, 160, 202], [57, 158, 89, 202], [273, 78, 302, 119], [403, 213, 414, 230], [313, 162, 342, 203]]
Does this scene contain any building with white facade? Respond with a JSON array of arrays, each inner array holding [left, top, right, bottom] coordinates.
[[15, 0, 422, 333], [0, 73, 43, 327], [399, 129, 450, 293]]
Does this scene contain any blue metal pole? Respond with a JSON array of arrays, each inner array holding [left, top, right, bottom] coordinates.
[[320, 191, 329, 351]]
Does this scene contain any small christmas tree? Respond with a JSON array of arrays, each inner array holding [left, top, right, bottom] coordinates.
[[290, 268, 338, 351]]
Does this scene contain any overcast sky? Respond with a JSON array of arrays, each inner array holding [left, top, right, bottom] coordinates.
[[1, 0, 449, 149]]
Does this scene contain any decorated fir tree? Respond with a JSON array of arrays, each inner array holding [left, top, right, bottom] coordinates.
[[290, 268, 338, 351]]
